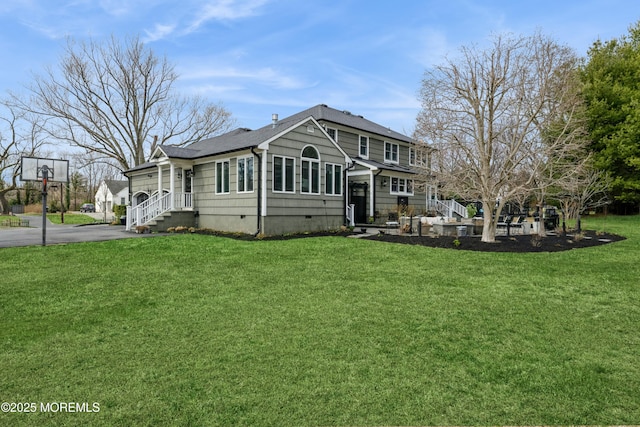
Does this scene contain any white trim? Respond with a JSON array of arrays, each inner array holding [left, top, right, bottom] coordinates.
[[157, 165, 163, 195], [215, 159, 231, 195], [326, 126, 338, 143], [384, 141, 399, 164], [272, 154, 296, 194], [348, 169, 376, 177], [236, 156, 255, 194], [169, 163, 176, 210], [350, 160, 379, 172], [150, 146, 169, 160], [258, 116, 351, 163], [359, 135, 369, 159], [325, 163, 343, 196], [300, 145, 321, 195], [390, 177, 414, 196], [369, 172, 375, 218], [261, 149, 268, 216]]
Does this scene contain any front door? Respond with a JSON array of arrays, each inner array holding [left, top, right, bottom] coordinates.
[[349, 182, 368, 224]]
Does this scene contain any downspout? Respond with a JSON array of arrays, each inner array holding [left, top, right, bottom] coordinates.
[[251, 147, 262, 236]]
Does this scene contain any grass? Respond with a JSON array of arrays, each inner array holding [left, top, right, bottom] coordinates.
[[45, 213, 98, 225], [0, 215, 639, 425], [1, 213, 96, 225]]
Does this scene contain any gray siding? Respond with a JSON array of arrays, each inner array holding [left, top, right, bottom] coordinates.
[[128, 170, 155, 200], [263, 122, 346, 234], [193, 149, 259, 234], [320, 119, 413, 166]]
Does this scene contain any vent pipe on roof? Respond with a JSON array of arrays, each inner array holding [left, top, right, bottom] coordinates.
[[272, 113, 278, 128]]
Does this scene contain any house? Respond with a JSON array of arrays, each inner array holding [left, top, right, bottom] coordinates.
[[95, 179, 129, 213], [124, 104, 457, 235]]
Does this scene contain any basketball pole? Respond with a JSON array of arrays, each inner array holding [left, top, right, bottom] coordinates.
[[41, 165, 49, 247]]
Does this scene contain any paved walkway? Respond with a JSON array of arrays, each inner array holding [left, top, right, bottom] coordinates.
[[0, 214, 164, 248]]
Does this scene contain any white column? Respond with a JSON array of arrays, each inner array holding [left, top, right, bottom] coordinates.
[[157, 165, 163, 196], [369, 171, 375, 218], [169, 163, 175, 210], [261, 151, 268, 217]]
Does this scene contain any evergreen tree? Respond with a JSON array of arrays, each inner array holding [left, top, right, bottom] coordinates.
[[581, 21, 640, 213]]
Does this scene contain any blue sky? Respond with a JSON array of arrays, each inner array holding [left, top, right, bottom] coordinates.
[[0, 0, 638, 137]]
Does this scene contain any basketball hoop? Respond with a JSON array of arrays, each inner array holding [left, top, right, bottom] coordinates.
[[20, 157, 69, 246]]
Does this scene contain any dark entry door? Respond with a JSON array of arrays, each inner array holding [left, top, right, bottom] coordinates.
[[349, 182, 368, 224]]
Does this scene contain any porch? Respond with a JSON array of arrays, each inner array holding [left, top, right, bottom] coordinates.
[[126, 191, 193, 231]]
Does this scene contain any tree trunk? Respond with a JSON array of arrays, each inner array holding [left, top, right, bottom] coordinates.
[[481, 202, 497, 243], [0, 189, 12, 215]]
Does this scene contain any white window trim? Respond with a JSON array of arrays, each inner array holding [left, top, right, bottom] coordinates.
[[236, 156, 255, 193], [359, 135, 369, 159], [301, 145, 321, 195], [390, 177, 414, 196], [326, 127, 338, 143], [409, 147, 416, 166], [215, 159, 231, 195], [325, 163, 343, 196], [384, 142, 399, 164], [272, 155, 296, 194]]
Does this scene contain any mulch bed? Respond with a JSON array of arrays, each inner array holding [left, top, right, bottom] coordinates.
[[188, 228, 625, 253], [361, 229, 626, 252]]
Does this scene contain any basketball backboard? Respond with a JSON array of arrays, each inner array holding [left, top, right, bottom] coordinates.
[[20, 157, 69, 183]]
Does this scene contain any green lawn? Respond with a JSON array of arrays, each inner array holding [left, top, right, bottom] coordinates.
[[1, 216, 639, 426], [46, 213, 98, 225]]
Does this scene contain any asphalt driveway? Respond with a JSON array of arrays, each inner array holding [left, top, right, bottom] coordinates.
[[0, 215, 164, 248]]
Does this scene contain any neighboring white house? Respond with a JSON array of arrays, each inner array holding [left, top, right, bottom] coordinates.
[[95, 180, 129, 213]]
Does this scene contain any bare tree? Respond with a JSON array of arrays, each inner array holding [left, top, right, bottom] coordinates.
[[416, 32, 588, 242], [554, 162, 611, 232], [0, 99, 48, 214], [70, 150, 119, 205], [20, 35, 235, 172]]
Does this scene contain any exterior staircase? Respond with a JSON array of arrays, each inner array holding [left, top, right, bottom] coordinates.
[[126, 192, 194, 231], [430, 199, 468, 219]]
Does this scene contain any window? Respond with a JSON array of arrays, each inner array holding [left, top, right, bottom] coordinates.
[[216, 160, 230, 194], [359, 135, 369, 158], [325, 163, 343, 196], [301, 146, 320, 194], [326, 127, 337, 142], [237, 157, 254, 193], [410, 147, 429, 167], [273, 155, 295, 193], [385, 142, 399, 163], [390, 177, 414, 195]]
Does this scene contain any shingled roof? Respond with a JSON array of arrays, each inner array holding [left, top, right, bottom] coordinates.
[[124, 104, 413, 174], [284, 104, 414, 144], [104, 179, 128, 194]]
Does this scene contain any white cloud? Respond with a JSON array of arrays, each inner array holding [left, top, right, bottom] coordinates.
[[179, 64, 310, 90], [144, 23, 176, 42], [98, 0, 132, 17], [187, 0, 268, 32]]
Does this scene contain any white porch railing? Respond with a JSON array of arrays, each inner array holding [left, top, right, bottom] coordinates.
[[126, 192, 192, 231], [346, 203, 355, 227], [428, 199, 468, 218]]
